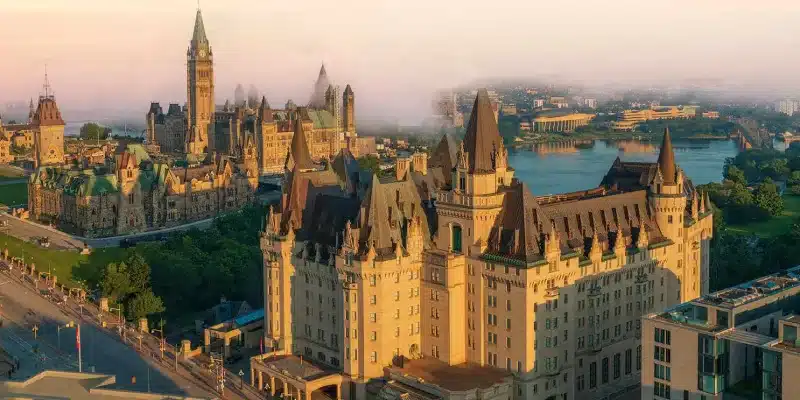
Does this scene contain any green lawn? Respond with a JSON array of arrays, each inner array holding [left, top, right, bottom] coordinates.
[[0, 233, 125, 289], [728, 195, 800, 237], [0, 182, 28, 206]]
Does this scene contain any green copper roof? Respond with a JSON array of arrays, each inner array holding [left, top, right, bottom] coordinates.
[[126, 144, 151, 165], [307, 110, 336, 129]]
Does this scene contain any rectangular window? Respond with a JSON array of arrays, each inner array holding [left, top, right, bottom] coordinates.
[[625, 349, 632, 374], [654, 364, 671, 381], [655, 328, 671, 345], [654, 381, 671, 399], [602, 357, 609, 384], [636, 345, 642, 371], [589, 362, 597, 389], [614, 353, 621, 379]]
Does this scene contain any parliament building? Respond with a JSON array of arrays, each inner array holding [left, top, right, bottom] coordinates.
[[253, 90, 713, 400], [145, 9, 362, 174]]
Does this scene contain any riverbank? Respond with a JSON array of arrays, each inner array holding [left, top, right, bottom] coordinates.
[[512, 131, 729, 146]]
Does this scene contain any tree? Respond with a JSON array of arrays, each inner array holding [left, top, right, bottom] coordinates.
[[753, 178, 784, 217], [357, 155, 383, 177], [79, 122, 110, 141], [126, 289, 165, 319], [710, 232, 763, 291], [100, 262, 131, 302], [125, 253, 151, 293], [725, 165, 747, 186]]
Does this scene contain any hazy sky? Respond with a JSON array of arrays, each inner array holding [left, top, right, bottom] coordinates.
[[1, 0, 799, 123]]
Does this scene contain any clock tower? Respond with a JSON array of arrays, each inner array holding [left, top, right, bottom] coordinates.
[[186, 8, 214, 155]]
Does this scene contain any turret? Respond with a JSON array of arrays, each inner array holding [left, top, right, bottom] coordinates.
[[613, 229, 626, 259], [28, 98, 35, 124], [588, 228, 602, 262], [649, 127, 687, 241], [343, 84, 355, 135], [637, 220, 649, 250], [545, 225, 561, 261], [284, 110, 315, 172]]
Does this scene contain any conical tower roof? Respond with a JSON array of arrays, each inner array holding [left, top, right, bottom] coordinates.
[[657, 127, 677, 184], [309, 63, 331, 108], [358, 174, 400, 253], [462, 89, 504, 173], [191, 9, 209, 47], [258, 96, 273, 122], [285, 111, 315, 171]]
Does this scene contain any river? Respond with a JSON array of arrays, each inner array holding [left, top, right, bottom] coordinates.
[[509, 139, 788, 196]]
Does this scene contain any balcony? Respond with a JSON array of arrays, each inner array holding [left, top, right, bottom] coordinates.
[[437, 191, 504, 209]]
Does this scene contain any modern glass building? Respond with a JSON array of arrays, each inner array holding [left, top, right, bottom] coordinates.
[[642, 266, 800, 400]]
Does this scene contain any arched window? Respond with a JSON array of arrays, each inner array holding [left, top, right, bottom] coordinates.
[[452, 225, 463, 253]]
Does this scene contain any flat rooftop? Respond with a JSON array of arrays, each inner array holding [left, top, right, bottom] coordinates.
[[0, 370, 206, 399], [257, 354, 335, 382], [651, 266, 800, 332], [693, 266, 800, 309], [390, 358, 511, 392]]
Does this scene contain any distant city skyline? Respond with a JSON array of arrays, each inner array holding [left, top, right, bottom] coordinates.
[[1, 0, 799, 123]]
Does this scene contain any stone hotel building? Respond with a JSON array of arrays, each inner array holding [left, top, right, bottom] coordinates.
[[253, 89, 713, 400]]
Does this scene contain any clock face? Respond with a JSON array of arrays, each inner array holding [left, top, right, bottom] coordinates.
[[199, 50, 206, 57]]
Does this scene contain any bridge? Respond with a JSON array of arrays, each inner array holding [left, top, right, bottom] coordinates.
[[730, 118, 772, 151]]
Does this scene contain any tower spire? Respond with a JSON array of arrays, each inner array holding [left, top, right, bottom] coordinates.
[[41, 65, 54, 100], [462, 89, 504, 173], [657, 127, 676, 185], [191, 7, 208, 46]]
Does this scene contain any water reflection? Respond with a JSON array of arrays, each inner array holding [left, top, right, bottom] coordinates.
[[511, 139, 740, 195]]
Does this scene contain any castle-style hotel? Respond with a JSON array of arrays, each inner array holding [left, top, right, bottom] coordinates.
[[254, 89, 714, 400]]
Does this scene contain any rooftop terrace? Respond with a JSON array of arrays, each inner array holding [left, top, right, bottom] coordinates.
[[695, 266, 800, 309], [652, 266, 800, 332]]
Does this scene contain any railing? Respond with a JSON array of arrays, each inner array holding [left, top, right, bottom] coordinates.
[[0, 261, 259, 399]]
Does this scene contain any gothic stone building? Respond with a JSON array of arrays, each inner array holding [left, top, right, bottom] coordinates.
[[254, 90, 713, 400], [28, 140, 258, 237], [145, 9, 357, 174]]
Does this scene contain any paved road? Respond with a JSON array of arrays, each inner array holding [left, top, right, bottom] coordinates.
[[0, 214, 84, 251], [0, 212, 216, 249], [0, 271, 214, 398], [0, 265, 265, 400]]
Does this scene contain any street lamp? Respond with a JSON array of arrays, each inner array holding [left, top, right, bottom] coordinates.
[[61, 321, 81, 372], [151, 319, 165, 359], [109, 306, 123, 336]]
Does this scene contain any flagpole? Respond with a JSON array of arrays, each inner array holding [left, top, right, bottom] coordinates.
[[77, 324, 82, 373]]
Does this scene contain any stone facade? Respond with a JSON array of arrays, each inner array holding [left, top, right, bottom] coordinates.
[[257, 90, 713, 400], [30, 94, 65, 168], [145, 10, 359, 175], [0, 130, 10, 164], [27, 142, 258, 237]]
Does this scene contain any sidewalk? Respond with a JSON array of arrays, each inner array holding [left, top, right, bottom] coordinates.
[[3, 267, 260, 400]]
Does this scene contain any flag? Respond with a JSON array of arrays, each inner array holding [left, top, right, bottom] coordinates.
[[76, 325, 81, 350]]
